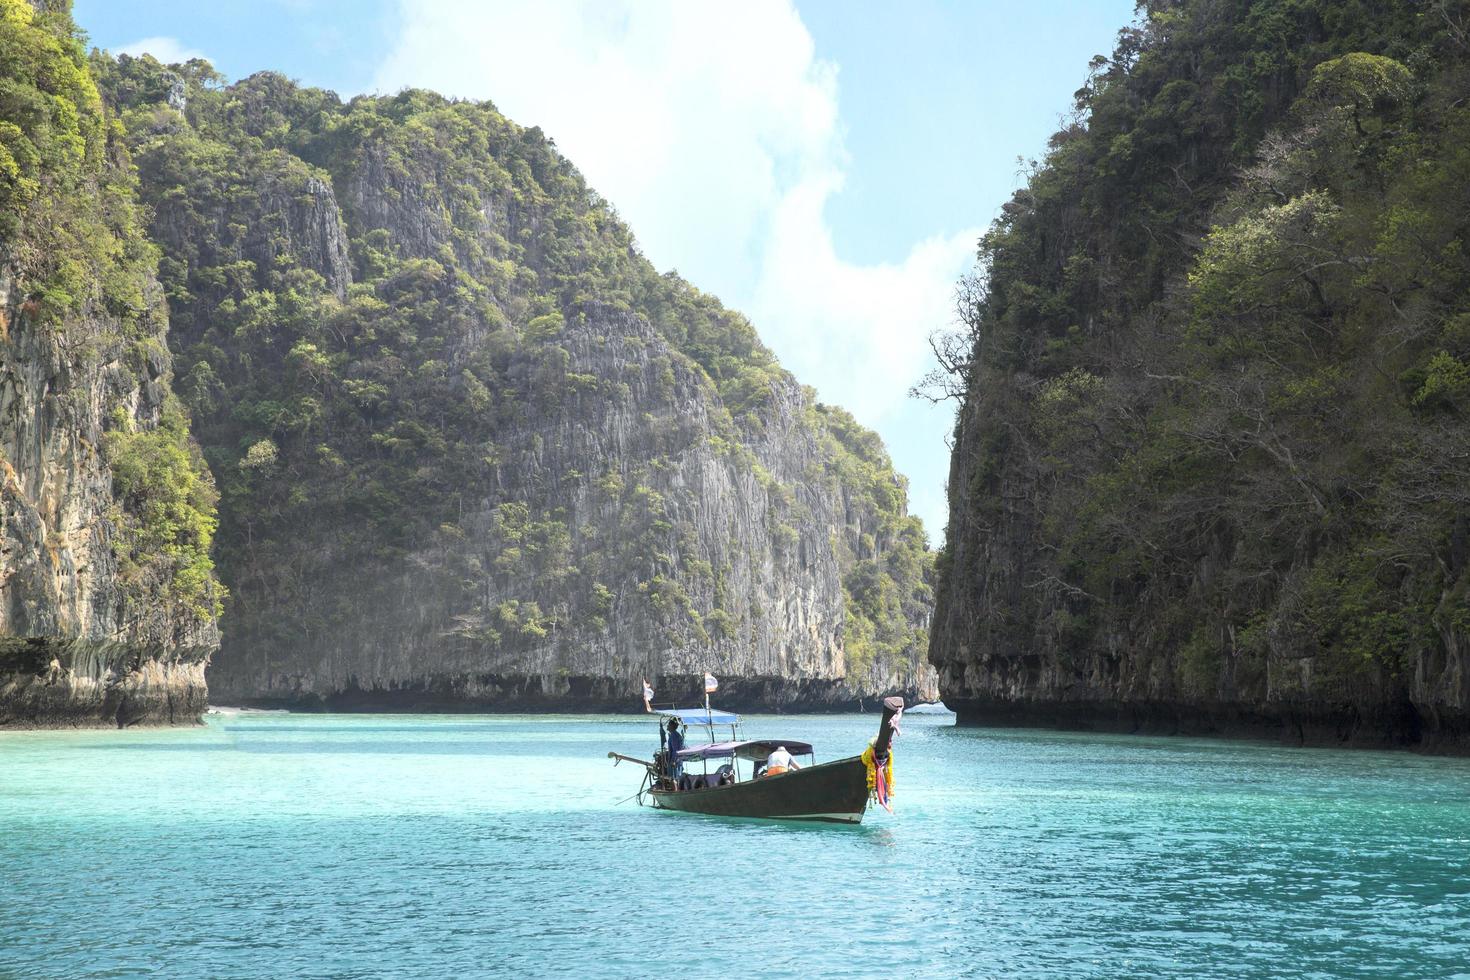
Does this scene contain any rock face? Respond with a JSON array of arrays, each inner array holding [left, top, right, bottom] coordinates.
[[212, 304, 928, 710], [0, 3, 220, 727], [97, 62, 935, 710], [931, 1, 1470, 751]]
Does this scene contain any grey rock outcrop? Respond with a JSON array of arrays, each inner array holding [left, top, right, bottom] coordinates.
[[0, 264, 218, 727], [106, 69, 934, 712]]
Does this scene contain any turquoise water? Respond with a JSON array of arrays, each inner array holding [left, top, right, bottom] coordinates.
[[3, 712, 1469, 978]]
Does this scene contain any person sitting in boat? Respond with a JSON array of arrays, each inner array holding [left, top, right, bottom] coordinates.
[[764, 745, 800, 776]]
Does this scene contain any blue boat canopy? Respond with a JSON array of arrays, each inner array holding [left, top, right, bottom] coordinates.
[[676, 739, 815, 762], [659, 707, 740, 726]]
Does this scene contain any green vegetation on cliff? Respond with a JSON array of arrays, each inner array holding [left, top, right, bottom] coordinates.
[[933, 0, 1470, 734]]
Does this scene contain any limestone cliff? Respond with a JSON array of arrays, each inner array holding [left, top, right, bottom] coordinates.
[[931, 0, 1470, 751], [0, 1, 220, 726], [97, 61, 935, 710]]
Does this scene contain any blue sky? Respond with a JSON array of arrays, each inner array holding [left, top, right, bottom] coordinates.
[[75, 0, 1136, 541]]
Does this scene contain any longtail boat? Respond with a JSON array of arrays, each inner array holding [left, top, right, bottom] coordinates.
[[608, 695, 903, 824]]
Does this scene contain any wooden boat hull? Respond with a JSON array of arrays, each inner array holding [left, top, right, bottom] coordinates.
[[649, 755, 869, 823]]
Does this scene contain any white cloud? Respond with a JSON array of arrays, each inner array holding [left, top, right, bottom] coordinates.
[[374, 0, 977, 539], [114, 35, 208, 64], [752, 175, 974, 423]]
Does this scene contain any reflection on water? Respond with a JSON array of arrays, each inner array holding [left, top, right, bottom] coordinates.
[[2, 711, 1468, 978]]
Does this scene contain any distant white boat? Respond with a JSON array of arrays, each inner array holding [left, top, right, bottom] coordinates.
[[904, 701, 954, 715]]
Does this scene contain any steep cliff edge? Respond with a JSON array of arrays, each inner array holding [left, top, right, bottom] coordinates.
[[0, 1, 220, 726], [97, 60, 934, 709], [932, 1, 1470, 750]]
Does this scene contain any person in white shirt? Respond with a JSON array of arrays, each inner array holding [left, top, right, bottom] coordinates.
[[764, 745, 800, 776]]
